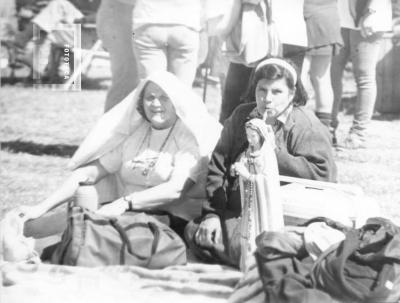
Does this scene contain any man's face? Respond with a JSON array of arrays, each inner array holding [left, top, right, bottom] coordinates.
[[255, 78, 294, 118]]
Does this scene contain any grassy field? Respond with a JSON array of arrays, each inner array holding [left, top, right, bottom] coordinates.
[[1, 76, 400, 224]]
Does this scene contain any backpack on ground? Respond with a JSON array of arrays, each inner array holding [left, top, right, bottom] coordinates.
[[311, 217, 400, 303]]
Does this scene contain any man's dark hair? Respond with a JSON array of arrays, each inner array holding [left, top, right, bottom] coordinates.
[[244, 57, 308, 106]]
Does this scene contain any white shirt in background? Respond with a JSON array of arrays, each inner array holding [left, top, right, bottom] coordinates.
[[272, 0, 308, 47], [132, 0, 223, 32], [337, 0, 393, 31]]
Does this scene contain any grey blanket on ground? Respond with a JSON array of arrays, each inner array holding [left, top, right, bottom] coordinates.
[[1, 262, 243, 303]]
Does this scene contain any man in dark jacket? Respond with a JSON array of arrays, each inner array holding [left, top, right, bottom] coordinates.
[[185, 57, 337, 267]]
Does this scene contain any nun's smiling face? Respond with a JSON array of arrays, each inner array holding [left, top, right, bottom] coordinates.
[[143, 82, 178, 129]]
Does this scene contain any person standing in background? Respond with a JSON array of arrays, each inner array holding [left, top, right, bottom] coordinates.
[[0, 0, 17, 42], [303, 0, 343, 131], [132, 0, 222, 87], [5, 0, 85, 80], [331, 0, 392, 149], [218, 0, 308, 123], [96, 0, 139, 112]]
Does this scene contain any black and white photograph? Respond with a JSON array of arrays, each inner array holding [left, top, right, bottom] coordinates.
[[1, 0, 400, 302]]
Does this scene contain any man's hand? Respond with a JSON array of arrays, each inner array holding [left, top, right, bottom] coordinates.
[[195, 216, 222, 248]]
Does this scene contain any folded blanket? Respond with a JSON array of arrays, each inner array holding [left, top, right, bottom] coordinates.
[[1, 262, 242, 303]]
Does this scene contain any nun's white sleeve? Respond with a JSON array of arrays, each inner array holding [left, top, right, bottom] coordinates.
[[170, 133, 201, 184], [98, 143, 123, 174]]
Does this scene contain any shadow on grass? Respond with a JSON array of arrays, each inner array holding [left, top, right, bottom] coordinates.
[[1, 140, 78, 158], [0, 74, 32, 86], [1, 75, 109, 90], [81, 77, 109, 90], [372, 113, 400, 121], [339, 96, 400, 121], [0, 77, 23, 85]]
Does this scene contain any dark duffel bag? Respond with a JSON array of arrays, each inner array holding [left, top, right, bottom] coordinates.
[[50, 206, 187, 268], [311, 217, 400, 303]]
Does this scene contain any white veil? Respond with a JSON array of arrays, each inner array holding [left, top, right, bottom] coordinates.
[[69, 71, 222, 180]]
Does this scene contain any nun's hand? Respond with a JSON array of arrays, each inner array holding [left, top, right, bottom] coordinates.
[[17, 205, 47, 221], [96, 198, 127, 217]]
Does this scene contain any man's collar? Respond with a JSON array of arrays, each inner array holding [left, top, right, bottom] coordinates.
[[276, 104, 293, 125], [283, 108, 296, 131]]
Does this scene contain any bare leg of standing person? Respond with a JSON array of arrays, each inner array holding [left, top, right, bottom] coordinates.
[[310, 53, 334, 129], [331, 28, 351, 145]]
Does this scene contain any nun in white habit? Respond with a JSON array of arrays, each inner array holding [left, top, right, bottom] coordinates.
[[19, 71, 222, 241]]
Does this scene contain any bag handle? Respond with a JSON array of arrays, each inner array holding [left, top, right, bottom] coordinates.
[[147, 222, 161, 256], [59, 205, 84, 265], [313, 230, 395, 301], [110, 219, 162, 265], [109, 219, 149, 263], [125, 221, 162, 267]]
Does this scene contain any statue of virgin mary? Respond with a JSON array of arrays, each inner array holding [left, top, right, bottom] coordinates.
[[232, 118, 284, 271]]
